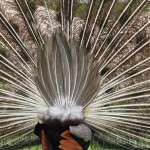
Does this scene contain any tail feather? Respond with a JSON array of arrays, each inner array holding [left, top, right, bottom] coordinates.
[[0, 0, 150, 149]]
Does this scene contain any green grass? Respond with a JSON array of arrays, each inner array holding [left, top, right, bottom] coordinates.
[[21, 145, 41, 150], [20, 143, 111, 150], [20, 145, 120, 150], [18, 136, 150, 150], [2, 136, 150, 150], [89, 141, 116, 150], [18, 138, 123, 150]]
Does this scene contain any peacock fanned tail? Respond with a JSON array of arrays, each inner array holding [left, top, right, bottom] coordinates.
[[0, 0, 150, 149]]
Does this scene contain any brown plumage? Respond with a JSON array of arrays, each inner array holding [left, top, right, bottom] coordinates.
[[41, 130, 53, 150]]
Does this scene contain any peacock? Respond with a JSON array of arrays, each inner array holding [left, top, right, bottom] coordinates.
[[0, 0, 150, 149]]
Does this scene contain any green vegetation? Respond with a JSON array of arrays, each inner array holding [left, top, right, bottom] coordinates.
[[21, 145, 42, 150], [19, 141, 106, 150], [18, 138, 123, 150], [0, 82, 8, 89], [0, 43, 7, 58], [89, 140, 117, 150]]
